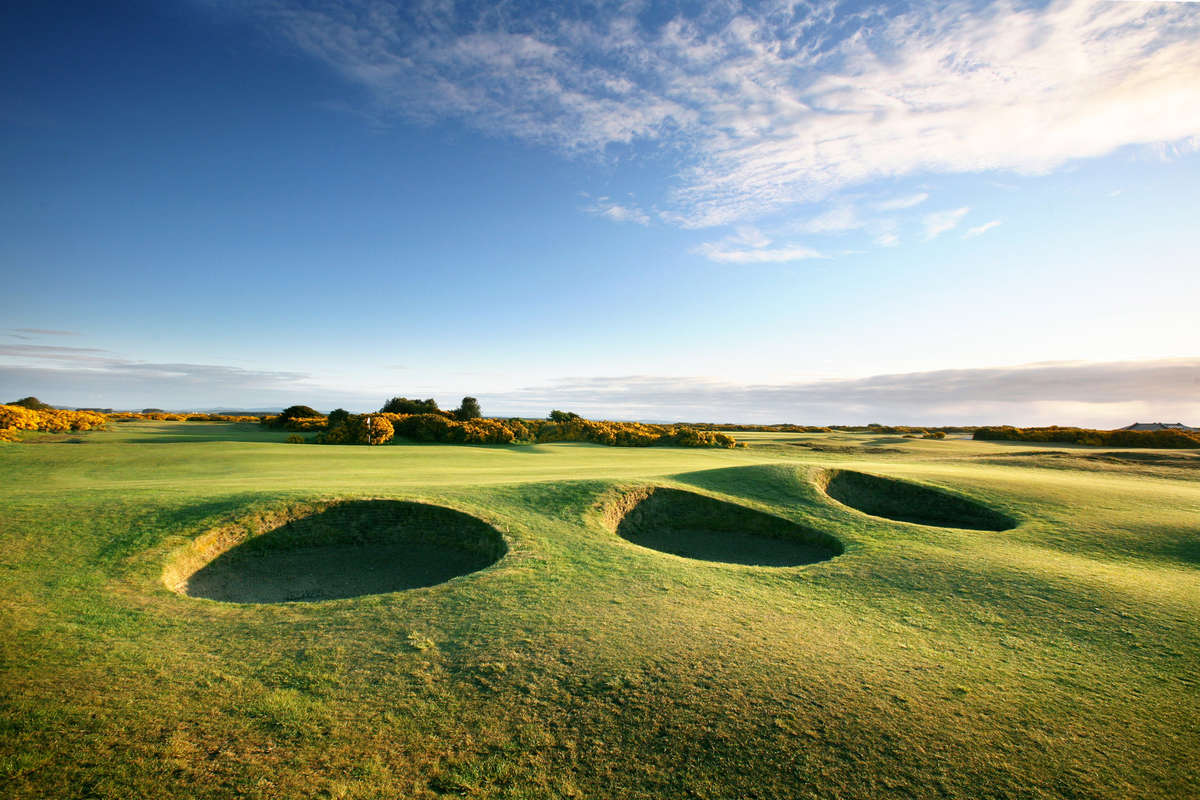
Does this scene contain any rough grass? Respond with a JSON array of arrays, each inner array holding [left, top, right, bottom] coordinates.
[[1, 423, 1198, 799]]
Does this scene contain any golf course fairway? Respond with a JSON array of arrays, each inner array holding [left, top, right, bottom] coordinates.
[[1, 422, 1197, 799]]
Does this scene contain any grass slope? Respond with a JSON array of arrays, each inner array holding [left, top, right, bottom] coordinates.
[[1, 423, 1198, 799]]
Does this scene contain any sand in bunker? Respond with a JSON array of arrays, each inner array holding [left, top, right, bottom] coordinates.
[[183, 500, 505, 603]]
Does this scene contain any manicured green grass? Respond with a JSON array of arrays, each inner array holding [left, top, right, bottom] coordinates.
[[1, 422, 1197, 799]]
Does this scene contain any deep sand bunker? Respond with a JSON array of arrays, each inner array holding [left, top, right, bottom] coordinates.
[[820, 469, 1016, 531], [608, 487, 842, 566], [177, 500, 506, 603]]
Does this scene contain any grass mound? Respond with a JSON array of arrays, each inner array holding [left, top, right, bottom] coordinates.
[[175, 500, 506, 603], [607, 486, 841, 566], [819, 469, 1016, 531]]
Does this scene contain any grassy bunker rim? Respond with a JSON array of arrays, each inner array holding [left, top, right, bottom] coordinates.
[[164, 499, 508, 604], [603, 485, 843, 566], [817, 468, 1017, 531]]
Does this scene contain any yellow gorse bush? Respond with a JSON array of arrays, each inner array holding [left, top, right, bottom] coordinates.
[[0, 405, 108, 441], [1, 408, 269, 442], [1, 403, 738, 448]]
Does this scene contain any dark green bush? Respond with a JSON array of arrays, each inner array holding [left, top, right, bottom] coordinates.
[[279, 405, 321, 421], [455, 397, 482, 420], [380, 397, 443, 415], [10, 396, 52, 410]]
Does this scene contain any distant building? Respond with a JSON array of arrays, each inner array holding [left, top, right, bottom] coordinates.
[[1120, 422, 1198, 431]]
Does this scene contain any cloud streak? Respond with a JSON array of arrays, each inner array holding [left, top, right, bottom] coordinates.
[[241, 0, 1200, 228], [693, 227, 825, 263], [0, 344, 341, 409], [583, 198, 650, 225], [483, 358, 1200, 426], [923, 206, 971, 240], [5, 344, 1197, 426], [963, 220, 1003, 238], [8, 328, 80, 336]]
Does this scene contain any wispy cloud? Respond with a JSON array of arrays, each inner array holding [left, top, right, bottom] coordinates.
[[6, 344, 1197, 426], [242, 0, 1200, 227], [788, 205, 864, 235], [963, 220, 1003, 238], [693, 227, 824, 263], [483, 358, 1200, 426], [694, 243, 826, 264], [0, 344, 361, 410], [874, 193, 930, 211], [583, 198, 650, 225], [0, 344, 111, 362], [9, 328, 80, 336], [923, 207, 971, 240], [7, 328, 82, 341]]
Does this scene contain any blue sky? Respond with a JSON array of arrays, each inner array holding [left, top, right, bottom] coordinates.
[[2, 0, 1199, 424]]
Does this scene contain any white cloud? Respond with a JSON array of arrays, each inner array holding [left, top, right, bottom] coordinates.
[[584, 198, 650, 225], [874, 193, 930, 211], [789, 205, 864, 234], [693, 242, 825, 264], [963, 220, 1003, 238], [923, 207, 971, 240], [244, 0, 1200, 227], [727, 226, 772, 249], [483, 358, 1200, 426]]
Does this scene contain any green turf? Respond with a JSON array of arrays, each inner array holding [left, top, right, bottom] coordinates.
[[1, 422, 1197, 799]]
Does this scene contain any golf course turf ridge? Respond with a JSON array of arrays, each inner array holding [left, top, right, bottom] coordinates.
[[165, 499, 508, 603], [605, 485, 843, 566], [818, 468, 1017, 531]]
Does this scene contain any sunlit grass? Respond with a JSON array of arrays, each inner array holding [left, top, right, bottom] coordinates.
[[1, 423, 1197, 798]]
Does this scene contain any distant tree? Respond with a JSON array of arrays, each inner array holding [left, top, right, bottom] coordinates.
[[381, 396, 441, 415], [327, 408, 350, 427], [141, 408, 166, 414], [9, 396, 52, 410], [279, 405, 322, 421], [549, 410, 581, 423], [455, 397, 482, 420]]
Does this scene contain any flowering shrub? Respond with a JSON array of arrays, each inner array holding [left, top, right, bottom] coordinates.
[[522, 417, 735, 448], [318, 415, 394, 445], [0, 404, 108, 441], [362, 416, 394, 445]]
